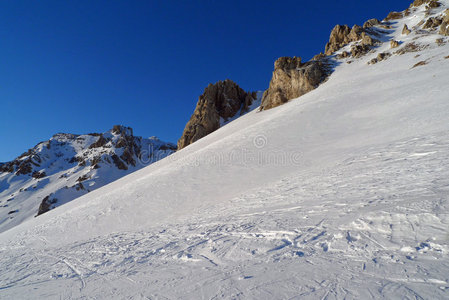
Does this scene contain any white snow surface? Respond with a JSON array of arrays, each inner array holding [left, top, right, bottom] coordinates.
[[1, 3, 449, 299]]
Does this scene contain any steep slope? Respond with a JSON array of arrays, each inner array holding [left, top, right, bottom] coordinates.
[[1, 1, 449, 299], [0, 125, 176, 233]]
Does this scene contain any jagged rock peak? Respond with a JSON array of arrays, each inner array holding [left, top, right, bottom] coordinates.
[[325, 23, 377, 56], [260, 56, 331, 111], [274, 56, 304, 70], [363, 19, 381, 28], [177, 79, 256, 150], [111, 125, 133, 136]]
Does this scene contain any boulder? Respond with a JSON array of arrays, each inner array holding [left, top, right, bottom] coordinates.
[[411, 0, 441, 7], [178, 80, 254, 149], [390, 40, 400, 48], [368, 52, 392, 65]]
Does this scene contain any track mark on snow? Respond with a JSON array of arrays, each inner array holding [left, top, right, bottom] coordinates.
[[268, 239, 292, 252], [61, 258, 86, 290]]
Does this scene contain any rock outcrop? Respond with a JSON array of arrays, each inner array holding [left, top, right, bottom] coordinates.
[[260, 56, 330, 110], [363, 19, 381, 29], [403, 24, 412, 35], [325, 25, 351, 55], [385, 11, 404, 21], [368, 52, 392, 65], [324, 24, 376, 56], [411, 0, 441, 8], [440, 9, 449, 35], [390, 40, 400, 48], [37, 195, 57, 216], [177, 80, 256, 149], [423, 16, 443, 29]]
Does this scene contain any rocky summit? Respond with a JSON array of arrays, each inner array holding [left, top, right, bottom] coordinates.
[[177, 79, 257, 150], [0, 125, 176, 232]]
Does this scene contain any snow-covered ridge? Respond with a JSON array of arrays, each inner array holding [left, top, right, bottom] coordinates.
[[0, 125, 176, 233]]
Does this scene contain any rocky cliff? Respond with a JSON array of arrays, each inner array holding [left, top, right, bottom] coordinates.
[[177, 80, 257, 150], [179, 0, 449, 139], [259, 15, 379, 111], [0, 126, 176, 231], [259, 0, 449, 111], [260, 57, 331, 110]]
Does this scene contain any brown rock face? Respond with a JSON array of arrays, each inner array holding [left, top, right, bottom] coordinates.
[[177, 80, 254, 149], [402, 24, 412, 35], [324, 24, 375, 56], [260, 56, 330, 110], [363, 19, 380, 28], [390, 40, 400, 48], [89, 134, 108, 149], [368, 52, 392, 65], [385, 11, 404, 21], [423, 17, 443, 29], [411, 0, 440, 7], [351, 44, 371, 58], [325, 25, 351, 55], [440, 9, 449, 35]]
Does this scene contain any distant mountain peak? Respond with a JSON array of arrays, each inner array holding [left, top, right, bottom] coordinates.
[[0, 125, 176, 230]]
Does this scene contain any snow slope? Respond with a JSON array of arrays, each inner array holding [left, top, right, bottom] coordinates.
[[1, 2, 449, 299]]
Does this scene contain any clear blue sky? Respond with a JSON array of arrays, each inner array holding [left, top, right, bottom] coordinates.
[[0, 0, 410, 161]]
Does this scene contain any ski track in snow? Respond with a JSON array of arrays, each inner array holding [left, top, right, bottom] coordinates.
[[0, 133, 448, 299]]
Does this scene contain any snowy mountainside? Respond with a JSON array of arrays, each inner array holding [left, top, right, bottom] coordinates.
[[0, 125, 176, 233], [1, 1, 449, 299]]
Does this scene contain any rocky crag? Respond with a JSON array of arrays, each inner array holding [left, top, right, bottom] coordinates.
[[259, 17, 381, 110], [178, 0, 449, 145], [255, 0, 449, 111], [177, 79, 258, 150], [260, 56, 332, 110]]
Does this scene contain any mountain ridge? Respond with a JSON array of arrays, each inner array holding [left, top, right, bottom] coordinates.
[[0, 125, 175, 232], [178, 0, 449, 147]]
